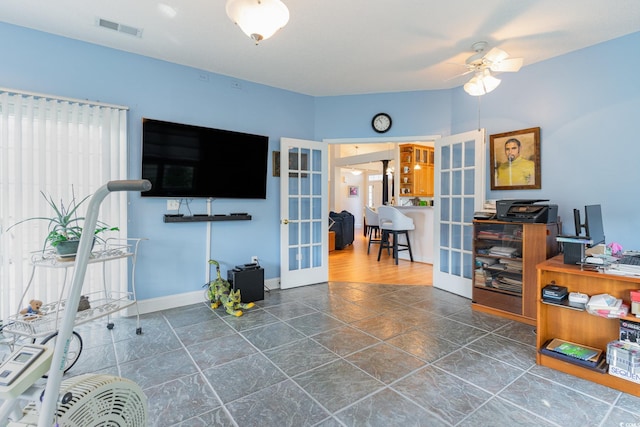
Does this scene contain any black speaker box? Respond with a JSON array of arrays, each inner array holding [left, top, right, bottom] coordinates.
[[228, 267, 264, 303]]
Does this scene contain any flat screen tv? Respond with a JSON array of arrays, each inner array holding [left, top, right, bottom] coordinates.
[[141, 118, 268, 199]]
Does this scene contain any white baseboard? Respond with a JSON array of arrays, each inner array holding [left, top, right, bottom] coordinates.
[[126, 277, 281, 316]]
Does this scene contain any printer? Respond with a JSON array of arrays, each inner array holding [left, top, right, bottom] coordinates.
[[496, 199, 558, 223]]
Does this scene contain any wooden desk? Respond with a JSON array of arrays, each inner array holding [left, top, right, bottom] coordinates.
[[536, 255, 640, 396]]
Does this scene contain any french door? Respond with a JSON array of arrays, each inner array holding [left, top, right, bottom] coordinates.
[[432, 130, 485, 298], [279, 138, 328, 289]]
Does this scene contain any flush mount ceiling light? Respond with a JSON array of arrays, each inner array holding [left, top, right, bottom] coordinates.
[[226, 0, 289, 44], [350, 169, 363, 176]]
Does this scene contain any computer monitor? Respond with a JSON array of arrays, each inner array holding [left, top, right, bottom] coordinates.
[[584, 204, 605, 247], [574, 204, 605, 247]]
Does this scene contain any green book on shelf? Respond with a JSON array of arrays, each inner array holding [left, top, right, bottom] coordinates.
[[546, 338, 602, 362]]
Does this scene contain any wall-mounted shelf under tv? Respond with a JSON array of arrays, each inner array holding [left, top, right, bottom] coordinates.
[[163, 214, 251, 223]]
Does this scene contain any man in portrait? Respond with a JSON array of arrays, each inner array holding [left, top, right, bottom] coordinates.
[[495, 138, 535, 186]]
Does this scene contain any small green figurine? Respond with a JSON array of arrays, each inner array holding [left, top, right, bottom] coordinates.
[[207, 260, 255, 316]]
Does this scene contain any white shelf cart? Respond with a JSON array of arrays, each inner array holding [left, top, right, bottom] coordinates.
[[2, 238, 146, 370]]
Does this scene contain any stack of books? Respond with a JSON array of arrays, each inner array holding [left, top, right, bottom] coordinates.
[[489, 246, 519, 257]]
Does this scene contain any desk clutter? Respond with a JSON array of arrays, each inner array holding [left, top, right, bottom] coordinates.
[[541, 283, 633, 318]]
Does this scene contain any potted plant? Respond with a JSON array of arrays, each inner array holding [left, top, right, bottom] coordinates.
[[8, 191, 118, 257]]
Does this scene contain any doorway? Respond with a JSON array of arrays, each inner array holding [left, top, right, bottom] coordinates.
[[326, 136, 439, 284]]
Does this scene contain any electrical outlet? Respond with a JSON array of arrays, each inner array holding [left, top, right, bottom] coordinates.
[[167, 199, 180, 211], [251, 256, 258, 264]]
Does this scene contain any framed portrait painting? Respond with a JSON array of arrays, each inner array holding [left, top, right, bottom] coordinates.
[[490, 127, 541, 190]]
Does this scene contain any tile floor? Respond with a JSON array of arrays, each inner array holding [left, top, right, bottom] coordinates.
[[3, 282, 640, 426]]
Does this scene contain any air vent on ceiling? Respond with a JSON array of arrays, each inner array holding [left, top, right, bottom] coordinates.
[[96, 18, 143, 38]]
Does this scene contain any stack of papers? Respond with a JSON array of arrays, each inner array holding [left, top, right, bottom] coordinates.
[[586, 294, 628, 318], [489, 246, 519, 257]]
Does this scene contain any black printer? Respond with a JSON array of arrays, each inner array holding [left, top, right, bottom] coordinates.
[[496, 199, 558, 223]]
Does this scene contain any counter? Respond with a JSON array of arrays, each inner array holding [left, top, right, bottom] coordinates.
[[394, 206, 434, 263]]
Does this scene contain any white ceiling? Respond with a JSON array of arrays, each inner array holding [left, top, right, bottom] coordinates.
[[1, 1, 639, 96]]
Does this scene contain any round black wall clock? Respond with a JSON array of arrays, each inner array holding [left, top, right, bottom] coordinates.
[[372, 113, 392, 133]]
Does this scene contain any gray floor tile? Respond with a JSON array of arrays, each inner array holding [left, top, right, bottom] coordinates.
[[173, 317, 236, 346], [264, 337, 339, 376], [262, 301, 318, 320], [202, 353, 287, 404], [226, 379, 329, 427], [240, 321, 306, 351], [286, 312, 345, 336], [601, 407, 640, 427], [188, 333, 257, 369], [346, 342, 426, 384], [499, 373, 610, 427], [294, 359, 384, 413], [392, 365, 491, 425], [119, 348, 198, 389], [434, 348, 524, 394], [145, 373, 222, 426], [312, 325, 380, 356], [386, 328, 462, 362], [493, 321, 537, 346], [457, 397, 557, 427], [335, 388, 449, 427], [351, 313, 416, 340], [465, 332, 537, 370]]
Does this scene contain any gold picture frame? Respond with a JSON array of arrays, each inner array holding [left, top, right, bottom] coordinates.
[[490, 127, 541, 190]]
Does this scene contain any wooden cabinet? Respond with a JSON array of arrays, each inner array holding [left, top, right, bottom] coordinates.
[[536, 256, 640, 397], [472, 220, 559, 325], [399, 144, 434, 197]]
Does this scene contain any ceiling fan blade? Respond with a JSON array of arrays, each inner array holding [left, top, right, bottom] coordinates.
[[484, 47, 509, 63], [490, 57, 524, 72], [444, 69, 474, 81]]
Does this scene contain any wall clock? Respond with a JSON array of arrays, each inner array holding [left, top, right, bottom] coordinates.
[[372, 113, 392, 133]]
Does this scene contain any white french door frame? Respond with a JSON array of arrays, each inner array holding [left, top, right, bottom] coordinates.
[[432, 129, 486, 298], [279, 138, 328, 289]]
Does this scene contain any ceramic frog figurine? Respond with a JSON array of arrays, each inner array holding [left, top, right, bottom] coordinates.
[[207, 260, 255, 316]]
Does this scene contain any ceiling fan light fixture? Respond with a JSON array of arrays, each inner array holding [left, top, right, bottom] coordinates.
[[226, 0, 289, 44], [464, 70, 501, 96]]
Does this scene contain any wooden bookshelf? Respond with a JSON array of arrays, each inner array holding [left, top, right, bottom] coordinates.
[[536, 255, 640, 397]]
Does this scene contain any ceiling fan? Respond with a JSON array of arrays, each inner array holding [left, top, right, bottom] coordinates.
[[453, 41, 524, 96]]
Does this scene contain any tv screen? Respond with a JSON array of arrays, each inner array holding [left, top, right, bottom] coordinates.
[[141, 118, 268, 199]]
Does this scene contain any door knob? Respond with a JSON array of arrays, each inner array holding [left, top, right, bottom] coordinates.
[[282, 219, 289, 225]]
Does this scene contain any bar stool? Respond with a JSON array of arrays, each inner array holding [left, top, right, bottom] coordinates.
[[376, 206, 414, 265], [364, 206, 382, 254]]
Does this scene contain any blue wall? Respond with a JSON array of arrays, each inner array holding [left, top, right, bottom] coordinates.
[[2, 21, 639, 302], [316, 32, 640, 250]]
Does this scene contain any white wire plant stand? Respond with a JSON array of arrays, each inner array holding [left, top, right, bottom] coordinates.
[[1, 237, 146, 372]]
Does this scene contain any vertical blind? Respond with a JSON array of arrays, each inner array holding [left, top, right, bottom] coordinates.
[[0, 89, 128, 320]]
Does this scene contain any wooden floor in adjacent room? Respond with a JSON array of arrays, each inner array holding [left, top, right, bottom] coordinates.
[[329, 230, 433, 286]]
